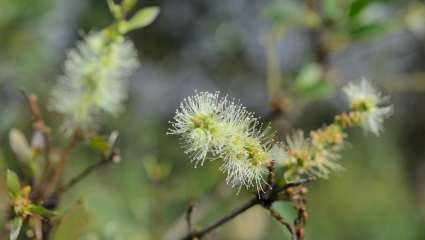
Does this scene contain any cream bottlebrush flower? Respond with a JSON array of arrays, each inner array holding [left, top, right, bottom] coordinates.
[[168, 91, 225, 166], [271, 130, 342, 181], [271, 131, 311, 181], [49, 31, 139, 134], [169, 92, 271, 192], [309, 129, 344, 178], [343, 78, 393, 135], [218, 99, 272, 192], [219, 125, 271, 193]]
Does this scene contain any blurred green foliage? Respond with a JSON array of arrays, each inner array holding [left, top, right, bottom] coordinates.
[[0, 0, 425, 239]]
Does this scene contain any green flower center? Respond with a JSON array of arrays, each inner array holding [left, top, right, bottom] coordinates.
[[191, 114, 218, 134], [244, 140, 267, 166], [352, 98, 375, 112]]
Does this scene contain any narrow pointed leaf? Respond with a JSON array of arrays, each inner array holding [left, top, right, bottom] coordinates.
[[124, 7, 160, 32], [349, 23, 385, 39], [10, 217, 23, 240], [6, 169, 21, 198], [9, 129, 32, 161], [30, 205, 58, 218], [348, 0, 373, 18], [122, 0, 138, 13], [88, 136, 110, 153], [107, 0, 123, 19]]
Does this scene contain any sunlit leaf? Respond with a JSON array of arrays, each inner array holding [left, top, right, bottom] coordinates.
[[88, 136, 110, 153], [10, 217, 23, 240], [294, 63, 323, 91], [9, 129, 31, 162], [6, 169, 21, 198], [107, 0, 123, 20], [9, 129, 39, 178], [301, 81, 336, 99], [108, 130, 119, 148], [123, 6, 160, 32], [294, 64, 336, 100]]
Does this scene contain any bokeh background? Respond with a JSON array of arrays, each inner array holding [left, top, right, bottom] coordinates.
[[1, 0, 425, 239]]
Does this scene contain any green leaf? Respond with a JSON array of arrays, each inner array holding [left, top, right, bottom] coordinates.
[[50, 202, 89, 240], [9, 129, 32, 162], [6, 169, 21, 198], [30, 205, 57, 218], [348, 0, 375, 18], [294, 64, 336, 100], [88, 136, 110, 153], [123, 6, 160, 32], [9, 129, 39, 178], [349, 23, 385, 39], [107, 0, 123, 20], [122, 0, 138, 13], [294, 63, 323, 91], [10, 217, 23, 240], [301, 81, 336, 99]]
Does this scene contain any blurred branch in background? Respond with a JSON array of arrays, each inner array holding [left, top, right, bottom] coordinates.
[[1, 1, 160, 239], [55, 132, 120, 197], [383, 73, 425, 93]]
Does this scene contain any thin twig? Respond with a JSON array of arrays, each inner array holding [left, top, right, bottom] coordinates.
[[267, 161, 276, 188], [21, 92, 50, 148], [21, 91, 53, 199], [21, 91, 45, 124], [55, 150, 118, 196], [268, 207, 294, 236], [185, 201, 196, 234], [293, 197, 308, 240], [20, 92, 51, 166], [265, 32, 283, 102], [272, 178, 312, 196], [182, 197, 260, 240], [43, 129, 81, 199], [180, 178, 312, 240]]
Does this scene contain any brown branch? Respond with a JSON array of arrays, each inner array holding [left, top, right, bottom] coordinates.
[[265, 32, 284, 103], [20, 92, 51, 164], [55, 150, 118, 196], [293, 197, 308, 240], [268, 207, 294, 236], [180, 178, 312, 240], [42, 129, 81, 199], [185, 201, 196, 234], [181, 197, 260, 240], [21, 91, 45, 124], [267, 161, 276, 187], [21, 91, 53, 200]]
